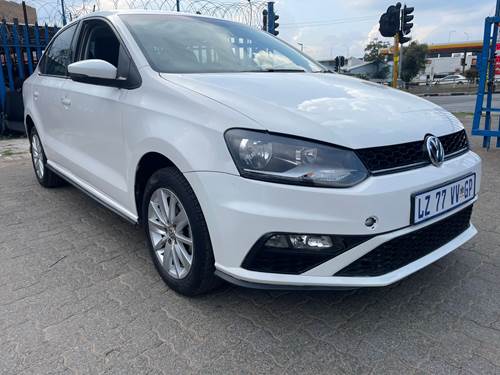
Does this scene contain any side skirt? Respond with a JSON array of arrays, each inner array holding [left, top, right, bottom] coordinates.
[[47, 162, 138, 225]]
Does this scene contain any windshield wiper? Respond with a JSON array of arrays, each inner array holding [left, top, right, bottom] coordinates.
[[242, 68, 306, 73]]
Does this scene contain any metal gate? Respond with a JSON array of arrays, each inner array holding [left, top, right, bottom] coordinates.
[[473, 3, 500, 149], [0, 18, 57, 133]]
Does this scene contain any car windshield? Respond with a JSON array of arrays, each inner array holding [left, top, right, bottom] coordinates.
[[119, 14, 324, 74]]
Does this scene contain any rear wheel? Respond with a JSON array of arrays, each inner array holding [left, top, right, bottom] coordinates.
[[29, 127, 65, 188], [142, 167, 220, 296]]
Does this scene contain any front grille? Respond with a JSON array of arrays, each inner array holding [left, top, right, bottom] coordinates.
[[334, 205, 473, 277], [356, 130, 469, 175]]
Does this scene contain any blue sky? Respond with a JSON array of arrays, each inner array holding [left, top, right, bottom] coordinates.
[[275, 0, 497, 59], [32, 0, 497, 59]]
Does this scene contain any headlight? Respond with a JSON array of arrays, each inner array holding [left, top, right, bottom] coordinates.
[[224, 129, 368, 188]]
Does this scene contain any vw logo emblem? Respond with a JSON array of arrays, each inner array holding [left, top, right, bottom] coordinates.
[[425, 135, 445, 167]]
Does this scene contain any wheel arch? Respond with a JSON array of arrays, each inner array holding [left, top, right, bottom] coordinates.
[[134, 152, 178, 224], [25, 114, 35, 136]]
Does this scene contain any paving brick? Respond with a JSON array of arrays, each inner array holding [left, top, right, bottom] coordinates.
[[0, 117, 498, 374]]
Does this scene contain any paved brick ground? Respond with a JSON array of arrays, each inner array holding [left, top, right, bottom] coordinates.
[[0, 116, 499, 374]]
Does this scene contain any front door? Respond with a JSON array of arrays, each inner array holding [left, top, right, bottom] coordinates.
[[62, 19, 130, 206]]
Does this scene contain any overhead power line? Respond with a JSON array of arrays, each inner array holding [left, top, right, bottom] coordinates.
[[281, 15, 377, 29]]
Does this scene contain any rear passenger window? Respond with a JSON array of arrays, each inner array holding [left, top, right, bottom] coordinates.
[[41, 23, 77, 76]]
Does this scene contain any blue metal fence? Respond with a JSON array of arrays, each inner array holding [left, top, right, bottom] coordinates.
[[0, 19, 57, 112]]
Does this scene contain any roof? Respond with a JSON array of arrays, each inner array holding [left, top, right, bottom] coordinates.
[[343, 60, 380, 72], [427, 41, 483, 54], [76, 9, 223, 21]]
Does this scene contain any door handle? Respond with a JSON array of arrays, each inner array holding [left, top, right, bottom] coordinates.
[[61, 97, 71, 107], [33, 91, 39, 100]]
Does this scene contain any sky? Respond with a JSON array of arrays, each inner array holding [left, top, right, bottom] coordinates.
[[275, 0, 498, 60], [29, 0, 498, 59]]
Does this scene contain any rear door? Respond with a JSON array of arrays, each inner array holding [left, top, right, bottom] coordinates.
[[34, 23, 78, 164]]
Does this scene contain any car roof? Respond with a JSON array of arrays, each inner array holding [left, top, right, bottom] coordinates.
[[77, 9, 224, 22]]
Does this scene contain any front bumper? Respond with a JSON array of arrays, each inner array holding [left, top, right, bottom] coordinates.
[[185, 151, 481, 288]]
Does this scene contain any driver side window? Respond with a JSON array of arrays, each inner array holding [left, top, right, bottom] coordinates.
[[77, 20, 121, 68]]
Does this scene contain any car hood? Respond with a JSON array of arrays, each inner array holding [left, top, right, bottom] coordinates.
[[160, 72, 463, 148]]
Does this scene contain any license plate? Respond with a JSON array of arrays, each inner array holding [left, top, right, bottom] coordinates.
[[412, 174, 476, 224]]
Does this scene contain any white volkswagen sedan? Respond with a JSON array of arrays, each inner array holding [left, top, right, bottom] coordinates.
[[23, 11, 481, 295]]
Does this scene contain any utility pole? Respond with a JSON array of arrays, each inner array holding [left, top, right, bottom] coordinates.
[[21, 1, 29, 25], [61, 0, 67, 25], [176, 0, 180, 12]]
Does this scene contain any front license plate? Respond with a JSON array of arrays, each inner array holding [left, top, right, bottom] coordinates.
[[412, 174, 476, 224]]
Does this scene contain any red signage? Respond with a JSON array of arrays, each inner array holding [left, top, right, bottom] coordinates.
[[496, 43, 500, 77]]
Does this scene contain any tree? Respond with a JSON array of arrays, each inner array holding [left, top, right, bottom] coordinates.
[[364, 39, 391, 80], [364, 39, 390, 63], [464, 67, 478, 83], [401, 42, 428, 83]]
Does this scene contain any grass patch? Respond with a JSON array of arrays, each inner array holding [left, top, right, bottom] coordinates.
[[0, 134, 26, 140], [453, 112, 474, 117], [0, 149, 24, 157]]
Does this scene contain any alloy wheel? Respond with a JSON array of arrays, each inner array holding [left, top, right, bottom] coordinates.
[[147, 188, 193, 279], [31, 133, 44, 179]]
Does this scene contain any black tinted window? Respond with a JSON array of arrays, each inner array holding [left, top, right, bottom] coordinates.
[[80, 22, 120, 67], [42, 23, 77, 76]]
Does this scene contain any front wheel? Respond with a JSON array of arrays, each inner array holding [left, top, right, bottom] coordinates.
[[142, 167, 220, 296]]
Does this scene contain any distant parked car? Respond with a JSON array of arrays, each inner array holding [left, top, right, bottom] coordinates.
[[434, 74, 468, 85]]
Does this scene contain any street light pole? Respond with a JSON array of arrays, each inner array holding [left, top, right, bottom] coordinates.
[[248, 0, 252, 26], [176, 0, 180, 12], [448, 30, 456, 43]]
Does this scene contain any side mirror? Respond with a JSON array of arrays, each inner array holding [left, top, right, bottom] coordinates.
[[68, 59, 121, 87]]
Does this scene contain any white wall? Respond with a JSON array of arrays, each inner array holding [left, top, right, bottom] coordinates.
[[424, 55, 475, 79]]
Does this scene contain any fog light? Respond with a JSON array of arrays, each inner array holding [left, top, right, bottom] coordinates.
[[290, 235, 333, 249], [264, 234, 347, 252], [264, 234, 289, 248]]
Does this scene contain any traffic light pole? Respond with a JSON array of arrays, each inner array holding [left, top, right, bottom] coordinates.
[[392, 33, 399, 88], [398, 42, 403, 86]]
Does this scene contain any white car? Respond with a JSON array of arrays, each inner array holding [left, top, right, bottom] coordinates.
[[434, 74, 468, 85], [23, 11, 481, 295]]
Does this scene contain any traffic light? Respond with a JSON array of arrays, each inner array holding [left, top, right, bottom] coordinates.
[[334, 56, 346, 72], [267, 2, 280, 36], [262, 9, 268, 31], [399, 5, 414, 44], [401, 5, 414, 35], [273, 14, 280, 36], [379, 2, 401, 37]]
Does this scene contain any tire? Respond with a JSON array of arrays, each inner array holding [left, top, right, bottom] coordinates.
[[29, 127, 65, 188], [142, 167, 220, 296]]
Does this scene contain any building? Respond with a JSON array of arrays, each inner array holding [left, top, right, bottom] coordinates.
[[318, 57, 389, 80], [424, 41, 481, 80], [0, 0, 37, 24]]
